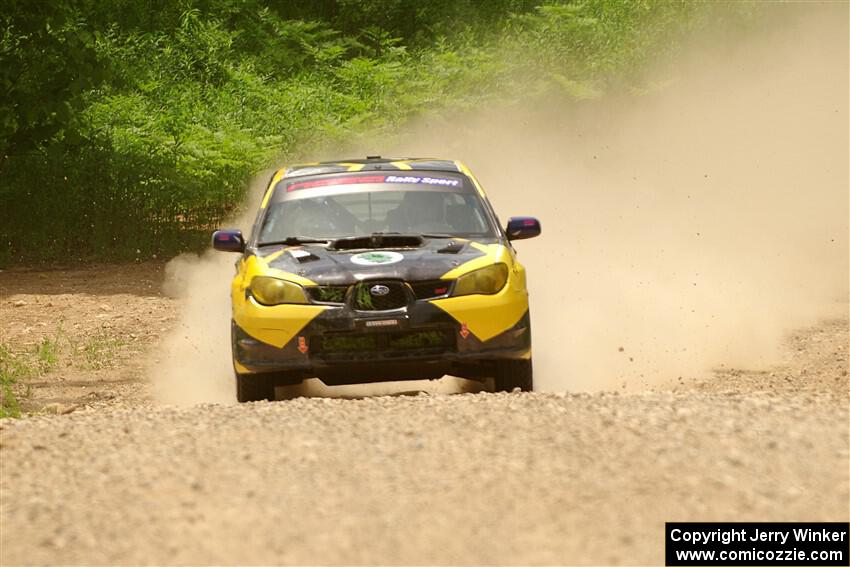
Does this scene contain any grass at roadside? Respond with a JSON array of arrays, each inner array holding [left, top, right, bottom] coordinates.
[[71, 330, 128, 371], [0, 342, 47, 418], [0, 330, 127, 418]]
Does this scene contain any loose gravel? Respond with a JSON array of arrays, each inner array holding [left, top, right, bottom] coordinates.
[[1, 387, 847, 565], [1, 268, 847, 565]]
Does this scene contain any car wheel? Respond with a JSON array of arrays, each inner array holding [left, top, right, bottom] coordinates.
[[493, 359, 533, 392], [235, 372, 276, 402]]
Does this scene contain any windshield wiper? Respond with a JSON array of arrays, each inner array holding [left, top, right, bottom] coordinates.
[[260, 233, 455, 249], [368, 231, 454, 239], [257, 236, 330, 247]]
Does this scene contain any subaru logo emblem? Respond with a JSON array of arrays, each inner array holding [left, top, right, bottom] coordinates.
[[370, 285, 390, 296]]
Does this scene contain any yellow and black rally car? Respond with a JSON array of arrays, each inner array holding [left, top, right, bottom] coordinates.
[[213, 157, 541, 401]]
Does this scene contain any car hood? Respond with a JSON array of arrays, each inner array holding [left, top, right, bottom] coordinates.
[[257, 238, 499, 285]]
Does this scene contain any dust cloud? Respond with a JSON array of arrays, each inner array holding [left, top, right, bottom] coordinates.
[[149, 176, 268, 405], [150, 4, 848, 402], [367, 5, 849, 391], [151, 251, 235, 404]]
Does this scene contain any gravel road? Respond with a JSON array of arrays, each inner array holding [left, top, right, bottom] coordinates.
[[1, 355, 847, 565], [1, 270, 848, 566]]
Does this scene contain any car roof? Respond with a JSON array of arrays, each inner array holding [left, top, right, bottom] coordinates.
[[259, 157, 486, 210], [280, 157, 463, 179]]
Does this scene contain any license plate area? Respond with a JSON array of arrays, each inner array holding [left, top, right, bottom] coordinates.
[[355, 316, 408, 331]]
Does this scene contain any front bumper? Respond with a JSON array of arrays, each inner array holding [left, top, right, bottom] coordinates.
[[232, 298, 531, 384]]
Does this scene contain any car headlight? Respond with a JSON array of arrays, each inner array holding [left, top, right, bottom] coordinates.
[[250, 276, 308, 305], [452, 263, 509, 296]]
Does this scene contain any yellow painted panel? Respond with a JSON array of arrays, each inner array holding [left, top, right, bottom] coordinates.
[[261, 168, 287, 209], [263, 268, 318, 288], [432, 243, 529, 341], [454, 160, 487, 197], [241, 254, 318, 288], [233, 296, 327, 348], [262, 249, 287, 263], [430, 285, 528, 342], [231, 255, 325, 348], [440, 243, 506, 280]]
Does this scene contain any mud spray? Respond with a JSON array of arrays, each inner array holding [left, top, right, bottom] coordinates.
[[151, 5, 848, 403]]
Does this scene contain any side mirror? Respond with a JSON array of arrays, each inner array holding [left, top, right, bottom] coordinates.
[[505, 217, 541, 241], [212, 229, 245, 252]]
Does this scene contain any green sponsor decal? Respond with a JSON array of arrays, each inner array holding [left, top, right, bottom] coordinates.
[[350, 251, 404, 266]]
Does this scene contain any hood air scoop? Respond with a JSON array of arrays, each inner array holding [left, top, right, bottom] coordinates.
[[330, 233, 425, 251]]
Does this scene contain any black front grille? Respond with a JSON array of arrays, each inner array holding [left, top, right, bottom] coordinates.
[[409, 279, 451, 299], [351, 281, 408, 311], [306, 285, 349, 304], [307, 280, 448, 308]]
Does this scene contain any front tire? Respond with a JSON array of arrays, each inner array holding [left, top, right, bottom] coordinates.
[[235, 372, 276, 402], [493, 358, 533, 392]]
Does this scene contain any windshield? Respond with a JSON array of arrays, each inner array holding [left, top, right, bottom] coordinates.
[[259, 186, 496, 242]]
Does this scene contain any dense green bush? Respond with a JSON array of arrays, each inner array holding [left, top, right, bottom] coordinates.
[[0, 0, 749, 266]]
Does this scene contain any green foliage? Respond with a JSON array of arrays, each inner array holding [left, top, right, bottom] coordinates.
[[313, 286, 348, 303], [389, 331, 447, 349], [322, 334, 377, 352], [0, 344, 24, 419], [352, 282, 376, 310], [34, 337, 59, 373], [0, 0, 747, 266], [0, 0, 108, 156], [0, 338, 59, 419]]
